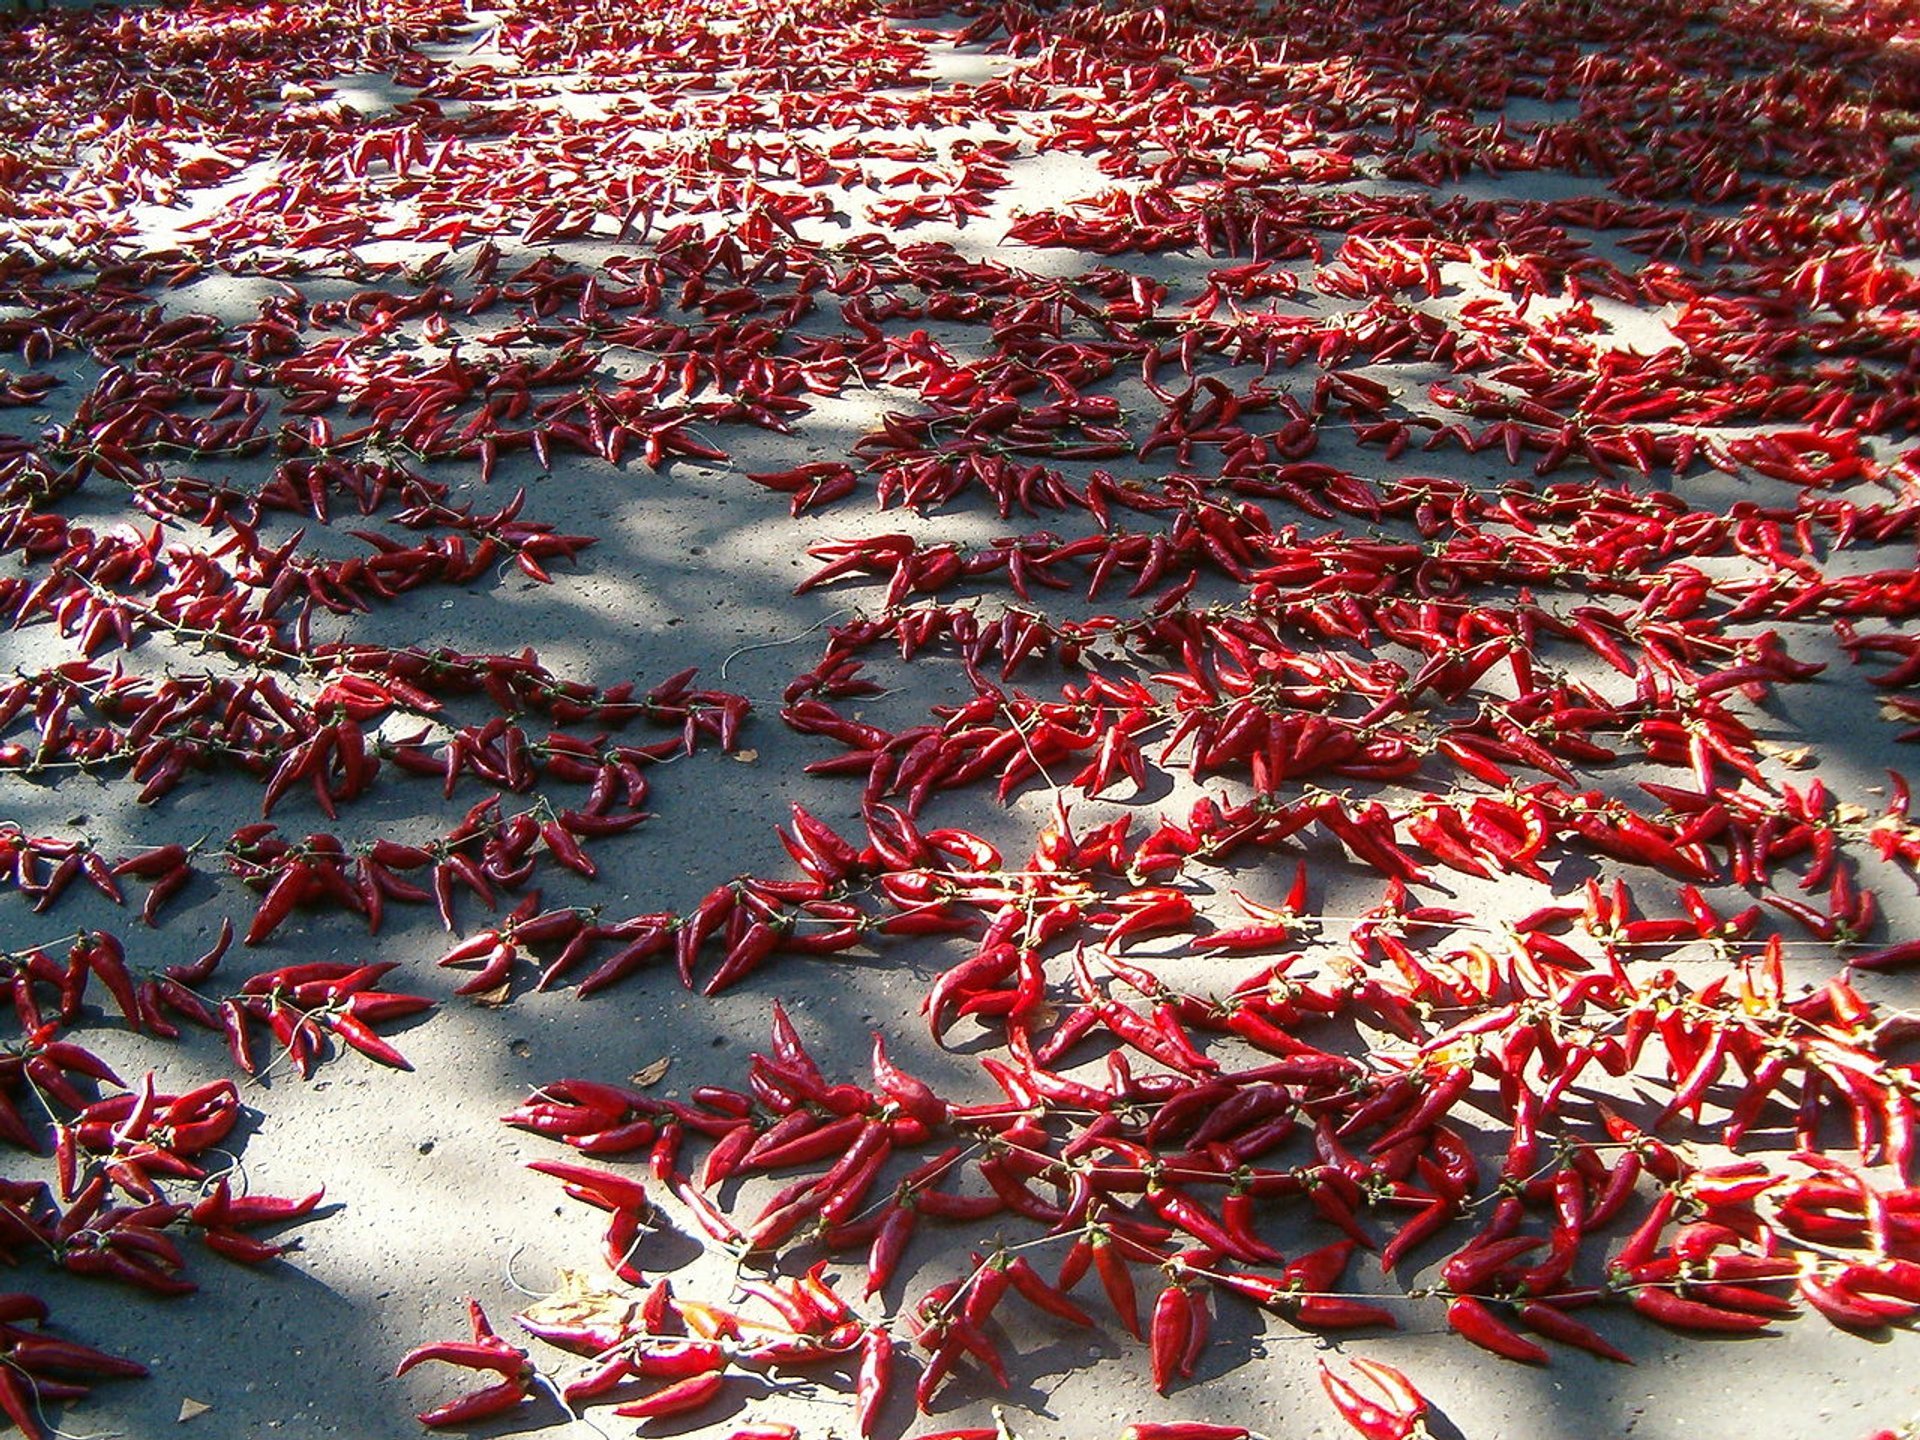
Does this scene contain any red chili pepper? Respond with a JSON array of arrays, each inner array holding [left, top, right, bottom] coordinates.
[[321, 1012, 412, 1070], [612, 1369, 726, 1418], [1516, 1300, 1633, 1363], [1628, 1285, 1775, 1333], [855, 1324, 893, 1437], [1445, 1296, 1549, 1363], [1299, 1296, 1402, 1330], [1149, 1282, 1194, 1393], [1443, 1234, 1546, 1296], [851, 1204, 912, 1299], [1092, 1230, 1143, 1338]]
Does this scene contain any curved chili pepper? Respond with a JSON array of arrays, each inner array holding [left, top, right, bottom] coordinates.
[[1445, 1296, 1548, 1363], [612, 1370, 726, 1418], [1516, 1300, 1633, 1362]]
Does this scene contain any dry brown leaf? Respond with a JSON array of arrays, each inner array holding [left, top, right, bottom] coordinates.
[[178, 1398, 212, 1422], [471, 981, 514, 1008], [1756, 740, 1814, 768], [518, 1269, 639, 1338], [631, 1058, 670, 1087], [731, 748, 759, 763]]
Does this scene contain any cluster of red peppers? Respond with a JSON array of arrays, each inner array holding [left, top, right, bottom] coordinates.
[[1, 0, 1919, 1432], [0, 918, 374, 1436]]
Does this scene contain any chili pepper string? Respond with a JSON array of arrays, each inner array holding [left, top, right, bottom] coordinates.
[[189, 1148, 251, 1203], [884, 1220, 1737, 1332], [718, 609, 856, 681]]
